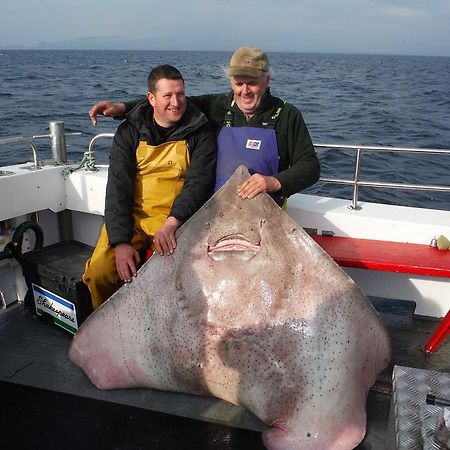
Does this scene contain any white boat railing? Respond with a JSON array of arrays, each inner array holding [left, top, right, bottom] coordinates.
[[85, 136, 450, 211], [0, 135, 44, 170], [1, 122, 450, 211], [315, 143, 450, 210], [0, 121, 81, 171], [87, 133, 115, 153]]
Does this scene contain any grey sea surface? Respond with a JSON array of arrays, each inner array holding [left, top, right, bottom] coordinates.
[[1, 50, 449, 209]]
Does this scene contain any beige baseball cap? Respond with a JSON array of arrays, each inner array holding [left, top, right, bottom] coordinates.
[[227, 47, 270, 78]]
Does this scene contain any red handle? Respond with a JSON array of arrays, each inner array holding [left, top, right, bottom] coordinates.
[[424, 309, 450, 353]]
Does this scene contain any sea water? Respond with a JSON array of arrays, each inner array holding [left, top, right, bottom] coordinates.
[[0, 50, 449, 209]]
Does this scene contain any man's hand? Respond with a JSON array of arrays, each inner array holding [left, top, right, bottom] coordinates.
[[154, 216, 183, 256], [238, 173, 281, 199], [115, 243, 140, 283], [88, 101, 126, 126]]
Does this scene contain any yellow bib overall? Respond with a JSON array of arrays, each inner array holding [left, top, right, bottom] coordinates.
[[83, 140, 190, 309]]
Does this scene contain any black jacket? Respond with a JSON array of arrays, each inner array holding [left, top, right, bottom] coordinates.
[[106, 100, 217, 246]]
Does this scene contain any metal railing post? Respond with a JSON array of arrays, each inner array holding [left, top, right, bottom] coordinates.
[[49, 121, 67, 164], [350, 148, 362, 210]]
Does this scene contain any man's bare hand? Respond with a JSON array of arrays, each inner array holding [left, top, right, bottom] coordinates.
[[88, 101, 126, 126], [154, 216, 183, 256], [115, 243, 140, 283], [238, 173, 281, 199]]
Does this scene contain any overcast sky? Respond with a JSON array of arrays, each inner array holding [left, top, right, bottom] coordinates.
[[1, 0, 450, 56]]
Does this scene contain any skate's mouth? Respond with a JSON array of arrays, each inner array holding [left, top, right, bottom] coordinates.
[[207, 234, 260, 261]]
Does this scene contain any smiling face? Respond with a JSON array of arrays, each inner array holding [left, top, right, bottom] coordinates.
[[147, 78, 187, 128], [230, 74, 270, 117]]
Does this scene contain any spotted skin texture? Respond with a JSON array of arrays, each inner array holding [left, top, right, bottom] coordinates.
[[69, 166, 391, 450]]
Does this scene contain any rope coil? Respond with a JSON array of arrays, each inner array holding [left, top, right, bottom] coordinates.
[[62, 151, 98, 176]]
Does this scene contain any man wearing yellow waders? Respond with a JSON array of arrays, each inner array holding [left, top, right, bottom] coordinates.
[[83, 65, 216, 309]]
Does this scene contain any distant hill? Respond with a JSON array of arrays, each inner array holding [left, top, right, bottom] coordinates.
[[1, 36, 234, 51]]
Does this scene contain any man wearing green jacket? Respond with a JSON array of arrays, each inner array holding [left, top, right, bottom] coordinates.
[[89, 47, 320, 207]]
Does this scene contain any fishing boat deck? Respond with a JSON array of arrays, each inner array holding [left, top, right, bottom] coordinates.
[[1, 299, 449, 450]]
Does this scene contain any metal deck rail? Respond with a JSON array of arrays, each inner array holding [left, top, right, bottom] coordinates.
[[1, 122, 450, 211], [315, 143, 450, 209], [0, 121, 81, 170], [86, 137, 450, 211]]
